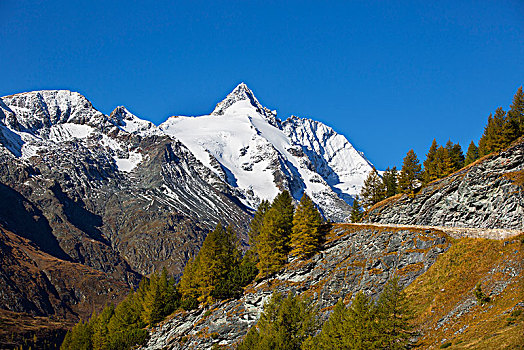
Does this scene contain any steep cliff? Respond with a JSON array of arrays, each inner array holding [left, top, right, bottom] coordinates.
[[367, 139, 524, 230]]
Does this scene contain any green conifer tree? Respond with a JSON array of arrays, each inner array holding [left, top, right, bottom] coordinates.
[[306, 300, 348, 349], [179, 223, 242, 303], [345, 292, 376, 349], [478, 113, 493, 157], [464, 141, 479, 165], [257, 207, 292, 278], [302, 278, 414, 350], [270, 190, 294, 235], [449, 142, 465, 172], [92, 304, 114, 350], [375, 278, 413, 349], [290, 194, 323, 259], [501, 115, 520, 147], [382, 166, 398, 197], [141, 269, 179, 325], [199, 224, 241, 303], [141, 274, 164, 326], [247, 200, 271, 260], [60, 320, 93, 350], [434, 146, 454, 178], [237, 293, 318, 350], [350, 196, 364, 223], [507, 86, 524, 134], [422, 139, 439, 184], [398, 149, 421, 195], [256, 191, 294, 278], [478, 108, 507, 156], [360, 168, 386, 210], [179, 255, 199, 302], [107, 291, 148, 350]]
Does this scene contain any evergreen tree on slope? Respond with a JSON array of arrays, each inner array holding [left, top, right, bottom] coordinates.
[[256, 191, 294, 278], [360, 168, 386, 210], [237, 292, 318, 350], [478, 108, 507, 156], [507, 86, 524, 135], [247, 199, 271, 261], [375, 278, 413, 349], [422, 139, 439, 184], [92, 304, 114, 350], [350, 196, 364, 223], [448, 141, 465, 172], [179, 223, 241, 303], [257, 207, 291, 278], [464, 141, 479, 166], [398, 149, 421, 195], [435, 145, 454, 178], [290, 193, 323, 260], [304, 300, 347, 350], [382, 166, 398, 198]]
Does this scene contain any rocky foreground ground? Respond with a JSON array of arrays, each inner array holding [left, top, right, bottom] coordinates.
[[141, 224, 524, 349], [141, 224, 451, 349]]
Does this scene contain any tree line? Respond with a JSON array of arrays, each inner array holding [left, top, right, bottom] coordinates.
[[61, 191, 324, 350], [354, 85, 524, 218], [179, 191, 324, 304], [237, 278, 413, 350]]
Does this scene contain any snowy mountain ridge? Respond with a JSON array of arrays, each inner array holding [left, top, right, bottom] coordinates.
[[160, 83, 374, 220], [0, 83, 375, 221]]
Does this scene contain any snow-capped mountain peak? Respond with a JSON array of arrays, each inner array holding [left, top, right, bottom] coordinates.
[[211, 83, 264, 115], [212, 83, 280, 128], [160, 84, 375, 220], [0, 90, 105, 133]]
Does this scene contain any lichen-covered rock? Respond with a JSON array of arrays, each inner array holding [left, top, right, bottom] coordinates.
[[141, 224, 450, 350]]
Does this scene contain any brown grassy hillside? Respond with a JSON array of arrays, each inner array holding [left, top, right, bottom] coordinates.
[[406, 235, 524, 349]]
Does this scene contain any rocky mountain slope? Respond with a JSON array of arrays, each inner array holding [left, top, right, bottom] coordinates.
[[0, 85, 375, 347], [0, 225, 130, 319], [141, 224, 451, 349], [366, 139, 524, 230], [0, 224, 131, 349], [141, 227, 523, 350], [139, 140, 524, 350], [405, 234, 523, 349], [0, 85, 374, 280]]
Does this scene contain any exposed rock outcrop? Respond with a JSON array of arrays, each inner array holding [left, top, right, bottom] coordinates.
[[141, 224, 450, 349], [367, 140, 524, 230]]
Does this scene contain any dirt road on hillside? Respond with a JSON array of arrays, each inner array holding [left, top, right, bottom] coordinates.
[[353, 222, 522, 240]]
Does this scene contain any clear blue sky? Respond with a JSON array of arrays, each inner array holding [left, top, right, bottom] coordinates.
[[1, 1, 523, 169]]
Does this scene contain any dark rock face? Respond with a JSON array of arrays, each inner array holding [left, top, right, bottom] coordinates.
[[0, 133, 251, 280], [0, 91, 253, 323], [367, 140, 524, 230], [141, 224, 450, 350]]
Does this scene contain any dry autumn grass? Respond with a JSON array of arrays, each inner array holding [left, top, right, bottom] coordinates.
[[405, 235, 524, 349]]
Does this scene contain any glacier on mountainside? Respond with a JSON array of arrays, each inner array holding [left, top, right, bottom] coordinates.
[[160, 83, 375, 220], [0, 83, 376, 222]]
